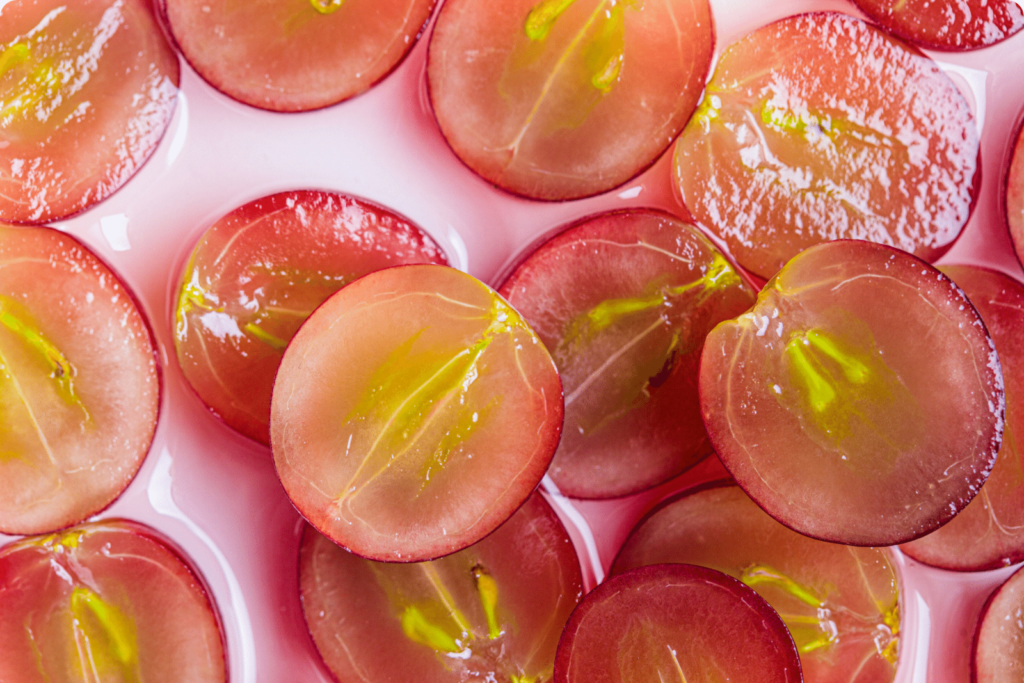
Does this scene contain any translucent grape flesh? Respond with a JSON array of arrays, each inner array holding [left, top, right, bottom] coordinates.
[[164, 0, 436, 111], [0, 520, 225, 683], [0, 225, 159, 535], [554, 564, 802, 683], [901, 266, 1024, 571], [300, 493, 583, 683], [699, 240, 1003, 545], [427, 0, 714, 200], [498, 209, 755, 498], [0, 0, 179, 223], [174, 190, 447, 445], [674, 12, 979, 280], [613, 484, 900, 683], [272, 264, 563, 562]]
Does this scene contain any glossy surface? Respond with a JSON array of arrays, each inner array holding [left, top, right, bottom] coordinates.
[[554, 564, 802, 683], [0, 0, 179, 223], [852, 0, 1024, 51], [498, 209, 755, 498], [174, 190, 447, 445], [973, 565, 1024, 682], [1009, 113, 1024, 269], [0, 225, 159, 535], [613, 483, 900, 683], [700, 240, 1004, 546], [901, 267, 1024, 571], [272, 264, 563, 562], [163, 0, 436, 111], [0, 520, 225, 682], [674, 11, 980, 280], [301, 493, 583, 683], [427, 0, 714, 200]]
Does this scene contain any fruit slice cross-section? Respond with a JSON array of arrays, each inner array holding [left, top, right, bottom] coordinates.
[[974, 564, 1024, 682], [0, 0, 179, 224], [852, 0, 1024, 51], [901, 267, 1024, 571], [0, 225, 160, 536], [427, 0, 714, 201], [498, 209, 755, 499], [699, 240, 1004, 546], [613, 483, 900, 683], [271, 264, 563, 562], [673, 11, 980, 280], [1009, 110, 1024, 270], [174, 190, 448, 446], [300, 493, 583, 683], [0, 520, 226, 682], [554, 564, 803, 683], [162, 0, 436, 111]]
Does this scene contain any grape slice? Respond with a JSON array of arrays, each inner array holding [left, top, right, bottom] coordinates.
[[162, 0, 435, 111], [974, 565, 1024, 682], [699, 240, 1004, 546], [554, 564, 802, 683], [673, 11, 980, 280], [0, 520, 226, 682], [497, 209, 755, 499], [0, 0, 179, 224], [300, 493, 583, 683], [0, 225, 160, 535], [272, 264, 563, 562], [613, 483, 900, 683], [427, 0, 714, 201], [852, 0, 1024, 51], [1009, 112, 1024, 270], [174, 190, 447, 445], [900, 266, 1024, 571]]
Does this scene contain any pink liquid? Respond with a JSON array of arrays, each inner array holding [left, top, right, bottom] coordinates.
[[0, 0, 1020, 680]]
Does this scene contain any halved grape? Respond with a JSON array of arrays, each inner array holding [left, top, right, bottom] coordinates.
[[0, 0, 179, 224], [699, 240, 1003, 546], [301, 493, 582, 683], [163, 0, 435, 111], [497, 210, 755, 499], [0, 520, 226, 682], [554, 564, 802, 683], [901, 266, 1024, 571], [272, 264, 563, 562], [427, 0, 714, 201], [852, 0, 1023, 51], [613, 483, 900, 683], [674, 12, 979, 280], [174, 190, 447, 445], [973, 565, 1024, 682], [0, 225, 160, 535], [1009, 112, 1024, 269]]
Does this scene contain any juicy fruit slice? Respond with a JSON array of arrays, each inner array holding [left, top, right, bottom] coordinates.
[[901, 267, 1024, 571], [427, 0, 714, 201], [300, 493, 583, 683], [1009, 114, 1024, 269], [975, 565, 1024, 682], [0, 0, 179, 223], [163, 0, 435, 111], [0, 225, 160, 535], [272, 264, 563, 562], [613, 484, 900, 683], [700, 240, 1004, 546], [174, 190, 447, 445], [852, 0, 1024, 51], [0, 520, 226, 682], [554, 564, 802, 683], [674, 12, 979, 280], [498, 210, 755, 499]]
